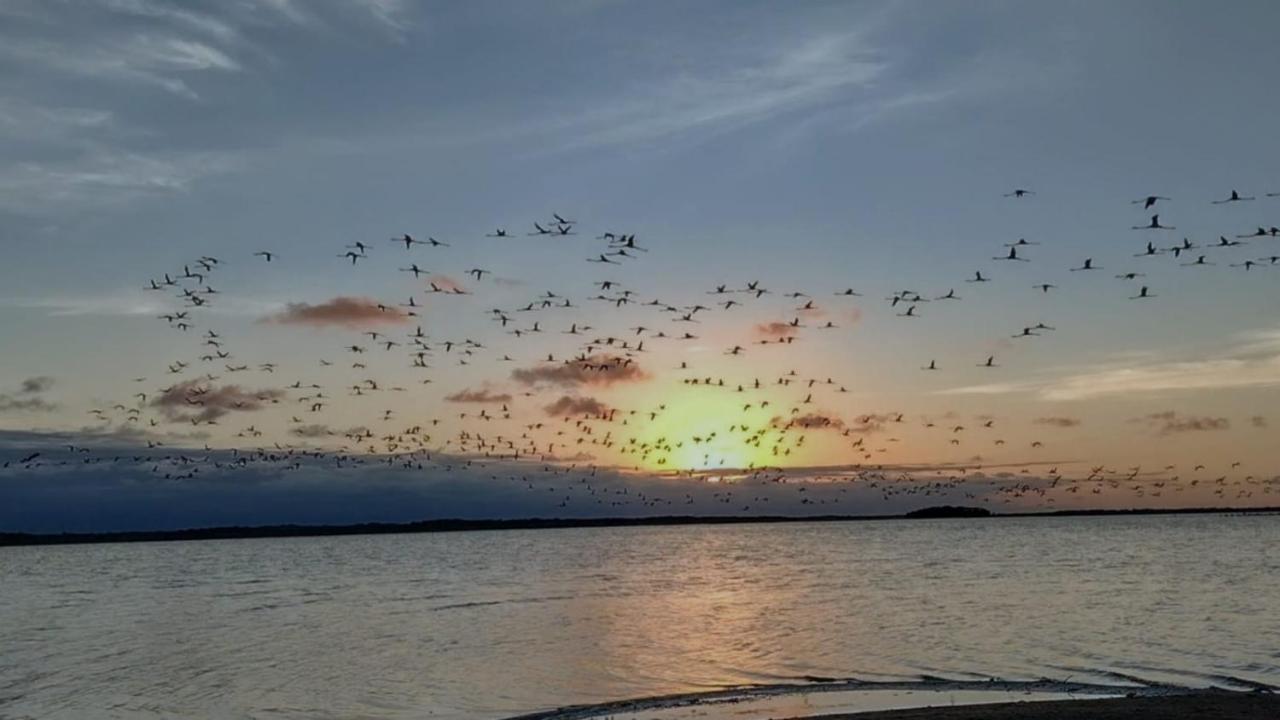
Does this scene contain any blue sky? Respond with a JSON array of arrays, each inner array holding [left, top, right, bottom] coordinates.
[[1, 1, 1279, 531]]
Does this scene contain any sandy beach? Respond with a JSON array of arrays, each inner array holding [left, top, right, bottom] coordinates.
[[798, 693, 1279, 719]]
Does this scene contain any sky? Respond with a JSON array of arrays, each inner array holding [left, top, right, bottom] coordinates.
[[2, 0, 1279, 532]]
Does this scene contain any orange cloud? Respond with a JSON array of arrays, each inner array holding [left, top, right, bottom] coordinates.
[[512, 355, 647, 387], [755, 321, 798, 340], [428, 274, 469, 293], [262, 296, 409, 329]]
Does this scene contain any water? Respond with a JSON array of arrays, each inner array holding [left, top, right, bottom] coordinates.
[[2, 515, 1277, 719]]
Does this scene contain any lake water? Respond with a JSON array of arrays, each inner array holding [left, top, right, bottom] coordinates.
[[2, 515, 1277, 719]]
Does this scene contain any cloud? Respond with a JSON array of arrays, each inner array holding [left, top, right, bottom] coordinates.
[[0, 396, 56, 413], [19, 376, 54, 394], [428, 274, 468, 293], [0, 377, 57, 413], [0, 150, 244, 215], [544, 395, 610, 417], [1, 293, 276, 318], [445, 387, 512, 404], [1041, 357, 1280, 401], [1131, 411, 1230, 437], [290, 424, 335, 438], [847, 413, 893, 434], [151, 379, 285, 423], [557, 31, 886, 149], [0, 428, 1049, 534], [941, 328, 1280, 401], [0, 35, 239, 99], [0, 1, 415, 216], [937, 381, 1033, 396], [755, 321, 799, 340], [774, 412, 844, 430], [262, 296, 409, 329], [512, 355, 648, 388], [1034, 417, 1081, 428]]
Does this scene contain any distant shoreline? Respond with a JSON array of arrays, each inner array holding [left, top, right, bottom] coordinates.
[[2, 505, 1277, 547]]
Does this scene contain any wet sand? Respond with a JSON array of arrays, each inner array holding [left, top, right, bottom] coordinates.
[[797, 692, 1279, 719]]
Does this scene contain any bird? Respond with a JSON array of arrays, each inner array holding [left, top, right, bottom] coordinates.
[[1132, 215, 1174, 230], [1212, 190, 1254, 204], [392, 234, 428, 249], [1132, 195, 1170, 209], [254, 251, 275, 262]]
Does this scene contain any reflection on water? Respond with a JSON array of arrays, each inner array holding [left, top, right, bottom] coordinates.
[[1, 515, 1277, 719]]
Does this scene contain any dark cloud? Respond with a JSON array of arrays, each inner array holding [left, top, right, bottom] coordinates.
[[1034, 417, 1082, 428], [0, 376, 57, 413], [544, 395, 610, 417], [151, 379, 286, 423], [0, 430, 1075, 534], [290, 424, 335, 438], [512, 355, 647, 387], [19, 376, 54, 394], [1132, 411, 1230, 436], [446, 387, 513, 404], [0, 396, 56, 412], [773, 412, 845, 430], [262, 296, 409, 329]]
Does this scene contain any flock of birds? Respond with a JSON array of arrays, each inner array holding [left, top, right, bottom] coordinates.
[[6, 188, 1280, 513]]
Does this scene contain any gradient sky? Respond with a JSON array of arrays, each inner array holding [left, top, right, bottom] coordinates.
[[2, 0, 1279, 532]]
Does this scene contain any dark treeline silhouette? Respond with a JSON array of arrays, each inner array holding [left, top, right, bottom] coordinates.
[[905, 505, 992, 518], [2, 506, 1276, 547]]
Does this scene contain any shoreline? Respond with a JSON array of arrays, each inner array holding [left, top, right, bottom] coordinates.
[[797, 692, 1279, 719], [502, 678, 1276, 720], [2, 505, 1278, 547]]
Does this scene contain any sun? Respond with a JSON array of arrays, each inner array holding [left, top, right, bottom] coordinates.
[[630, 389, 775, 473]]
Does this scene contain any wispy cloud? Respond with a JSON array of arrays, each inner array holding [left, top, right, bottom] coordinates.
[[940, 327, 1280, 401], [1, 35, 240, 99], [0, 149, 244, 214], [1, 292, 276, 318], [1040, 357, 1280, 401], [553, 32, 887, 150], [0, 0, 414, 215]]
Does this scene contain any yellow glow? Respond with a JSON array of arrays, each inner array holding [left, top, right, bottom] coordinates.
[[629, 389, 777, 472]]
